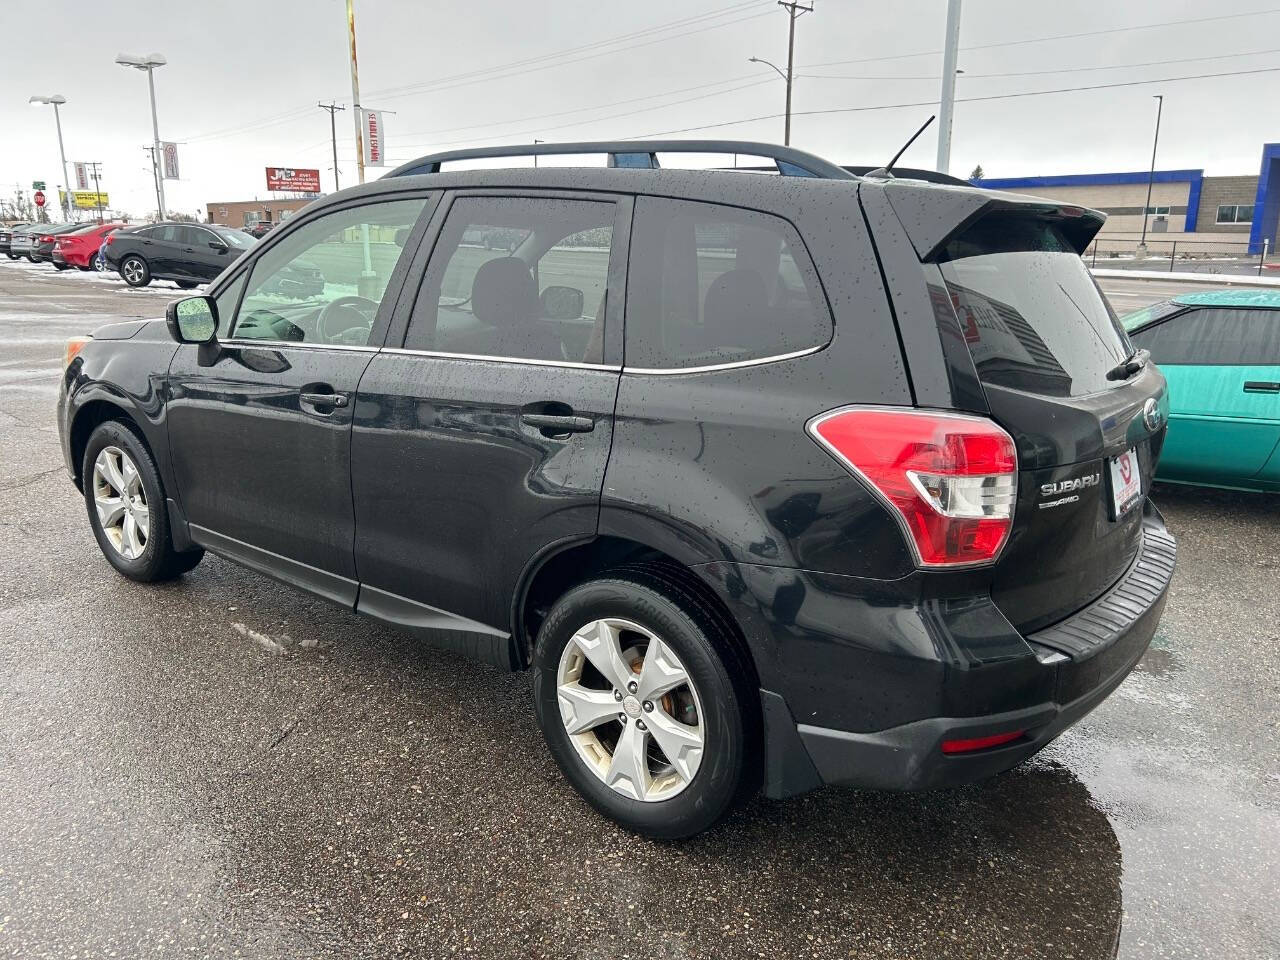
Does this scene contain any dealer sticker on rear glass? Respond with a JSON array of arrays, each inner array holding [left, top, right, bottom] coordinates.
[[1109, 447, 1142, 518]]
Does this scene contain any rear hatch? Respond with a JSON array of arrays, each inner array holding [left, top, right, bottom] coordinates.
[[889, 189, 1168, 633]]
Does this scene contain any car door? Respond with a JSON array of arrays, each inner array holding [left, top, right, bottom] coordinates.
[[165, 193, 434, 604], [1131, 306, 1280, 483], [172, 225, 217, 281], [350, 191, 628, 656]]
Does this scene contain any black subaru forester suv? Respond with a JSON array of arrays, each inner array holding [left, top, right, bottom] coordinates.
[[58, 141, 1174, 839]]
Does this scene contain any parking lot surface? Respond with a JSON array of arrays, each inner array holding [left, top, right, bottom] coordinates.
[[1, 259, 1277, 959]]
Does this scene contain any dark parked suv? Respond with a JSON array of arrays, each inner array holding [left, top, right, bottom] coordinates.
[[58, 141, 1175, 838], [104, 221, 257, 287]]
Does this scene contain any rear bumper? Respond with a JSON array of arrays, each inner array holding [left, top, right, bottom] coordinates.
[[703, 504, 1175, 799]]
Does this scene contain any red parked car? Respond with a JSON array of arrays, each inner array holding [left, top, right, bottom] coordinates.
[[52, 222, 127, 271]]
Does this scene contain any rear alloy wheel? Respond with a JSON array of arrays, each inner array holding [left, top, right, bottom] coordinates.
[[534, 571, 753, 839], [120, 255, 150, 287]]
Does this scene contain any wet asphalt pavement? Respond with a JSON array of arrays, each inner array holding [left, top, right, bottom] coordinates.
[[1, 259, 1277, 959]]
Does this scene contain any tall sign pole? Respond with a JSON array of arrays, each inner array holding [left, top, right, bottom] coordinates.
[[936, 0, 962, 174], [347, 0, 366, 185]]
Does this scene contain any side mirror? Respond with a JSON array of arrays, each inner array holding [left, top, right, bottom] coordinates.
[[209, 240, 228, 252], [540, 285, 584, 320], [166, 296, 218, 344]]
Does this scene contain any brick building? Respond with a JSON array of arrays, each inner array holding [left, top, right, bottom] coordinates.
[[205, 196, 322, 229]]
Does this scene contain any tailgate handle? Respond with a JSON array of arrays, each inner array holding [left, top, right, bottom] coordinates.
[[1243, 381, 1280, 393]]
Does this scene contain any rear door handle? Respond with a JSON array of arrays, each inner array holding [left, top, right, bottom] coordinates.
[[1243, 381, 1280, 393], [300, 390, 349, 408], [520, 413, 594, 434]]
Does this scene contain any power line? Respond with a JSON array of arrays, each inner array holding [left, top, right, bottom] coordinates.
[[172, 2, 772, 143], [361, 0, 769, 101], [360, 8, 776, 105], [622, 64, 1280, 139], [393, 73, 768, 143], [799, 8, 1280, 69], [801, 47, 1280, 81]]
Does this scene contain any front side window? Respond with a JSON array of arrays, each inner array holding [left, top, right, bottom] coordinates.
[[625, 197, 831, 370], [231, 196, 428, 346], [404, 195, 615, 363], [1130, 308, 1280, 365]]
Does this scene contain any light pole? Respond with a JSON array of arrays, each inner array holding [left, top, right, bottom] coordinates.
[[115, 53, 167, 219], [935, 0, 963, 174], [1139, 95, 1164, 255], [29, 95, 71, 221], [747, 57, 790, 144]]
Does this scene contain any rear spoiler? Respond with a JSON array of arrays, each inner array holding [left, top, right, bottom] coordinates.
[[882, 181, 1106, 260]]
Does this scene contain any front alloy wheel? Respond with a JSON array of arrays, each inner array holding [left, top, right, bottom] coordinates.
[[91, 445, 149, 560], [556, 617, 705, 802]]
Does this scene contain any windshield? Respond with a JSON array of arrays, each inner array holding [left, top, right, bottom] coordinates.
[[212, 226, 257, 249], [938, 213, 1131, 397]]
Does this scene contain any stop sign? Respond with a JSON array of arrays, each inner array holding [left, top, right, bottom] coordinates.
[[33, 190, 45, 208]]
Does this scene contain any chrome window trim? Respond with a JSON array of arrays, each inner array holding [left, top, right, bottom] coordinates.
[[622, 343, 824, 376], [221, 338, 380, 353], [379, 347, 621, 371]]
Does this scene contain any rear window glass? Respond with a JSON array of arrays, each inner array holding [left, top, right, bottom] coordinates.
[[1120, 299, 1182, 333], [1129, 308, 1280, 365], [625, 197, 831, 370], [938, 214, 1130, 397]]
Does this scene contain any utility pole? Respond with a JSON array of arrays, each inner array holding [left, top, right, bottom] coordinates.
[[936, 0, 962, 174], [778, 1, 813, 146], [143, 146, 161, 220], [318, 101, 345, 192], [1139, 95, 1164, 254]]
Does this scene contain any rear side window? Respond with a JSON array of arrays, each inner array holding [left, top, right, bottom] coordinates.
[[938, 213, 1131, 397], [1130, 308, 1280, 365], [625, 197, 831, 370]]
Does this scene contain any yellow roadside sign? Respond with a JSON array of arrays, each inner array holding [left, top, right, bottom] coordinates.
[[71, 191, 109, 209]]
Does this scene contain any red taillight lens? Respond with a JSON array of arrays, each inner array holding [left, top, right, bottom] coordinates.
[[941, 730, 1025, 754], [809, 408, 1018, 567], [40, 235, 54, 244]]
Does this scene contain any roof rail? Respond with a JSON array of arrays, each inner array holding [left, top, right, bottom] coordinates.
[[386, 140, 858, 181]]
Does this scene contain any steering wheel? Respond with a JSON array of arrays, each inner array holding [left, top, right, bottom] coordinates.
[[316, 295, 377, 343]]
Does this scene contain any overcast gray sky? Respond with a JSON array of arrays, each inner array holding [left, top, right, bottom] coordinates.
[[3, 0, 1278, 218]]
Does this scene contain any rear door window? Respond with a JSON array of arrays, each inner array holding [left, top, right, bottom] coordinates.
[[1130, 308, 1280, 365], [938, 213, 1131, 397], [625, 197, 831, 370]]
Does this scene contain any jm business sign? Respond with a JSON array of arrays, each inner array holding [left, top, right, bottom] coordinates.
[[265, 167, 322, 194]]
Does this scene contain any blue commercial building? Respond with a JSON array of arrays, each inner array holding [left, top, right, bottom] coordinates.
[[973, 143, 1279, 255]]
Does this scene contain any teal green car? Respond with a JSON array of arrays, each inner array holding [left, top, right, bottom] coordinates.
[[1122, 289, 1280, 491]]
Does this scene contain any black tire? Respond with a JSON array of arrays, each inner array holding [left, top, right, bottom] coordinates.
[[76, 264, 92, 272], [533, 566, 754, 840], [24, 254, 34, 263], [82, 420, 204, 582], [5, 253, 17, 260], [176, 280, 199, 289], [53, 262, 69, 271], [119, 255, 151, 287]]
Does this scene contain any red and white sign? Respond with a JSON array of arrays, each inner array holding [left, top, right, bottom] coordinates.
[[265, 167, 322, 193], [1109, 447, 1142, 517], [74, 162, 89, 191], [362, 109, 385, 167], [33, 190, 45, 208]]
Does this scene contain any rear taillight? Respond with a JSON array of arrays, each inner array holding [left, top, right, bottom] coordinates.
[[941, 730, 1025, 754], [40, 235, 54, 244], [808, 407, 1018, 568]]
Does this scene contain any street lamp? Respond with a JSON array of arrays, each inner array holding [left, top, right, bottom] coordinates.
[[115, 52, 167, 219], [29, 95, 70, 221], [748, 57, 791, 145]]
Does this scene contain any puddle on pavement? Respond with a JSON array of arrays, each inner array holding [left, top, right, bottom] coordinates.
[[1133, 646, 1182, 678]]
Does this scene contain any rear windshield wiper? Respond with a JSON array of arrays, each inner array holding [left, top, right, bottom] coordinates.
[[1106, 348, 1150, 381]]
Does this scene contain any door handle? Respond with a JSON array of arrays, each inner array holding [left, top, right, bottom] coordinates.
[[520, 413, 594, 434], [300, 390, 350, 408], [1243, 381, 1280, 393]]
